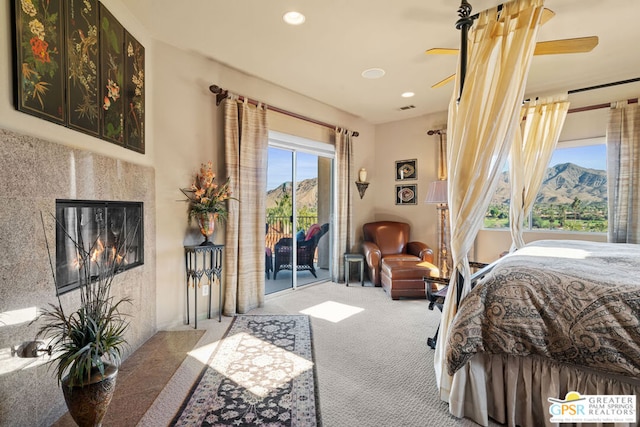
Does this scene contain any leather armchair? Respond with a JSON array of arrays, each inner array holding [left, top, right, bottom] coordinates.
[[362, 221, 434, 286]]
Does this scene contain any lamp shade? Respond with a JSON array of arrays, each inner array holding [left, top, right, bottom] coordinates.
[[425, 180, 448, 204]]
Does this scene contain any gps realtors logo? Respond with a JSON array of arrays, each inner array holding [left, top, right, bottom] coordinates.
[[548, 391, 636, 423]]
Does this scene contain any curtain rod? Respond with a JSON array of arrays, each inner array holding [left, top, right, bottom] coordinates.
[[520, 77, 640, 113], [568, 98, 638, 114], [209, 85, 359, 137], [568, 77, 640, 95], [566, 77, 640, 114]]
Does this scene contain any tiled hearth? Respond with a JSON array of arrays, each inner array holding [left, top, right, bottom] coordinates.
[[0, 128, 157, 427]]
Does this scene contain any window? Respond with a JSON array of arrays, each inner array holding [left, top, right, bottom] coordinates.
[[484, 138, 607, 233]]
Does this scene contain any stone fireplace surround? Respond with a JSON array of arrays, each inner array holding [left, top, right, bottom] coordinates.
[[0, 128, 156, 426]]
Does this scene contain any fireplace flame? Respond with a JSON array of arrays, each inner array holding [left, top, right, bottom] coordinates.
[[90, 239, 106, 263]]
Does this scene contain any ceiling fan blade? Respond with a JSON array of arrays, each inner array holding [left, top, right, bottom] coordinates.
[[533, 36, 599, 55], [432, 74, 456, 89], [425, 9, 555, 56], [425, 48, 459, 55], [428, 35, 598, 58], [540, 8, 555, 25]]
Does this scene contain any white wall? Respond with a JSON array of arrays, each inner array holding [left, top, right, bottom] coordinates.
[[371, 111, 448, 252], [152, 40, 375, 329]]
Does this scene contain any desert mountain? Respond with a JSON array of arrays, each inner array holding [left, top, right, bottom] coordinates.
[[266, 178, 317, 209], [492, 162, 607, 205]]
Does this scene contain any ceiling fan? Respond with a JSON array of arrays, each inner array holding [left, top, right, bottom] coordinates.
[[426, 7, 599, 89]]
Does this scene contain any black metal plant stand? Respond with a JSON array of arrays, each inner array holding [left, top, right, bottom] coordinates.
[[184, 244, 224, 328]]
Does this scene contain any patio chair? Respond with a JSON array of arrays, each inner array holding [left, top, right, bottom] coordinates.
[[273, 223, 329, 279]]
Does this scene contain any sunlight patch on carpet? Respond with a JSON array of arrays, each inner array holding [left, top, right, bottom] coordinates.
[[187, 339, 223, 365], [300, 300, 364, 322], [211, 331, 313, 398]]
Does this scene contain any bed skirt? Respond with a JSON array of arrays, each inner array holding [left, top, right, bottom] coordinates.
[[448, 353, 640, 427]]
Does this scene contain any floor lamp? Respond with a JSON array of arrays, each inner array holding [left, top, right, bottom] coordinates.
[[425, 180, 450, 278]]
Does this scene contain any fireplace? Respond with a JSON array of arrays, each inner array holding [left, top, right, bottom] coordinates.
[[55, 200, 144, 294]]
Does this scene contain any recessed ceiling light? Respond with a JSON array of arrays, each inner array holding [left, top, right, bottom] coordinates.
[[401, 92, 415, 98], [361, 68, 386, 79], [283, 11, 306, 25]]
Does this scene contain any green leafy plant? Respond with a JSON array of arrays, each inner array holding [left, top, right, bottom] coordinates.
[[35, 213, 138, 387]]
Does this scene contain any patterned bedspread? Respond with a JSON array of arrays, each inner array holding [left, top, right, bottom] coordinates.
[[446, 240, 640, 377]]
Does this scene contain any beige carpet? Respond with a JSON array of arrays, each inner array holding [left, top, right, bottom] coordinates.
[[141, 282, 499, 427]]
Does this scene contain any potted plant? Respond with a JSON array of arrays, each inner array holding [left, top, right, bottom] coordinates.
[[181, 161, 234, 245], [35, 213, 139, 427]]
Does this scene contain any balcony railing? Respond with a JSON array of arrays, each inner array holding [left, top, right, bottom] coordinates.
[[266, 215, 318, 251]]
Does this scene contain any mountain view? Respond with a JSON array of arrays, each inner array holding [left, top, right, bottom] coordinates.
[[487, 162, 608, 232], [491, 162, 607, 205], [266, 178, 318, 209]]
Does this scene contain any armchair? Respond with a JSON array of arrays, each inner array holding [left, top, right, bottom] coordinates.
[[362, 221, 434, 286], [273, 223, 329, 279]]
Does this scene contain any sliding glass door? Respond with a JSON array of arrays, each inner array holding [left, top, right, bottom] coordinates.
[[265, 133, 334, 295]]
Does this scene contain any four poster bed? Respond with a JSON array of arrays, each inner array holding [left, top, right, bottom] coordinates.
[[434, 0, 640, 425], [446, 240, 640, 426]]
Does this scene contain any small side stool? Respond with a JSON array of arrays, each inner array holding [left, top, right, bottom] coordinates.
[[344, 253, 365, 286]]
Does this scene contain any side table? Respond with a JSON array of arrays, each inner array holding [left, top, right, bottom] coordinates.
[[344, 253, 365, 286], [184, 244, 224, 329]]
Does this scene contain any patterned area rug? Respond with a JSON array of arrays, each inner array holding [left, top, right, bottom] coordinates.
[[172, 315, 320, 426]]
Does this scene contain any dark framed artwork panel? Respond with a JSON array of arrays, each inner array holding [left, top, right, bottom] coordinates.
[[66, 0, 100, 136], [395, 184, 417, 205], [99, 3, 124, 145], [124, 30, 145, 153], [395, 159, 417, 181], [12, 0, 66, 125]]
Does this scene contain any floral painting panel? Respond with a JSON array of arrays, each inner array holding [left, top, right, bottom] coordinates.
[[13, 0, 65, 124], [99, 4, 124, 145], [66, 0, 99, 136], [124, 30, 145, 153]]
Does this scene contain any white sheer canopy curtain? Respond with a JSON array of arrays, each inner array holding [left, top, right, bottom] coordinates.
[[509, 94, 570, 250], [433, 0, 545, 416], [607, 101, 640, 243], [223, 97, 269, 315], [332, 128, 354, 282]]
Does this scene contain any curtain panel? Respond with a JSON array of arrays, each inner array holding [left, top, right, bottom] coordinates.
[[509, 94, 570, 250], [607, 101, 640, 243], [434, 0, 545, 410], [332, 128, 354, 282], [223, 97, 269, 315]]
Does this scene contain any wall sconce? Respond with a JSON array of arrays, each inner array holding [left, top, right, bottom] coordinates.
[[355, 167, 369, 199]]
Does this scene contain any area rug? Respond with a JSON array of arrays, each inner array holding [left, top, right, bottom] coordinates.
[[171, 315, 320, 426]]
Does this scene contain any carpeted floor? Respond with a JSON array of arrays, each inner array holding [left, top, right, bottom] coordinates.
[[52, 281, 500, 426], [139, 282, 499, 427]]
